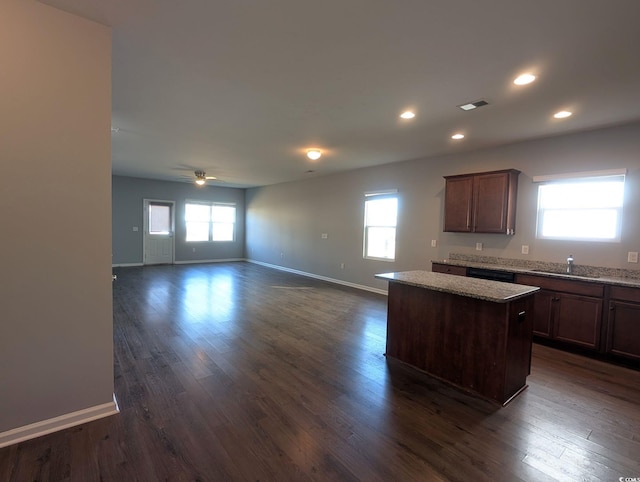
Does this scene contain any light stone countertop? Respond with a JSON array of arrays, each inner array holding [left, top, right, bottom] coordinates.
[[432, 258, 640, 289], [375, 270, 540, 303]]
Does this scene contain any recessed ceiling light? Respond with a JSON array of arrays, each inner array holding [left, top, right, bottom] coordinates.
[[400, 111, 416, 119], [514, 73, 536, 85], [553, 110, 572, 119], [451, 133, 465, 140], [306, 149, 322, 160]]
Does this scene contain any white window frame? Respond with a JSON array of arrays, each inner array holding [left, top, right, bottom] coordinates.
[[533, 169, 626, 243], [185, 201, 237, 242], [363, 190, 398, 262]]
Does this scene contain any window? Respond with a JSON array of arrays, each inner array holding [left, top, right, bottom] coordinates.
[[185, 202, 236, 242], [535, 170, 625, 242], [148, 204, 171, 235], [363, 191, 398, 260]]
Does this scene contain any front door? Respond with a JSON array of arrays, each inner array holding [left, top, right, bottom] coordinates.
[[144, 199, 175, 265]]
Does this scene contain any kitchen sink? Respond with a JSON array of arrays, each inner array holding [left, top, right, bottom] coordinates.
[[530, 269, 599, 279]]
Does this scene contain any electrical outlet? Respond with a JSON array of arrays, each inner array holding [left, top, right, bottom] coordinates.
[[340, 262, 345, 269], [280, 252, 284, 259], [431, 239, 437, 248], [476, 242, 483, 251], [321, 233, 328, 239], [521, 245, 529, 255], [132, 226, 139, 232], [192, 248, 196, 253], [628, 251, 638, 263]]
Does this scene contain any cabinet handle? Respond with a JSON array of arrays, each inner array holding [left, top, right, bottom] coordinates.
[[610, 306, 615, 311]]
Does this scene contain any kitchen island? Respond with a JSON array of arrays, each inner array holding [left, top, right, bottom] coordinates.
[[376, 271, 539, 405]]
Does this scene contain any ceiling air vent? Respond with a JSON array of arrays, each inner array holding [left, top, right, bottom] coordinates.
[[458, 99, 489, 111]]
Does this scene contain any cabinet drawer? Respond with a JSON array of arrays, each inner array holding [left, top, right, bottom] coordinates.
[[516, 274, 604, 297], [609, 285, 640, 303], [432, 263, 467, 277]]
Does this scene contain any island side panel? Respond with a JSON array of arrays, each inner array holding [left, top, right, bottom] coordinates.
[[503, 295, 535, 400], [385, 281, 451, 374], [385, 281, 524, 403]]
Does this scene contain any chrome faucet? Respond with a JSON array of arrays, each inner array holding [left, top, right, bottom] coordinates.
[[567, 254, 574, 274]]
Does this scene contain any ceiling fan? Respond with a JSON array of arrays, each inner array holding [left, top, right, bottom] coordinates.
[[194, 170, 218, 185]]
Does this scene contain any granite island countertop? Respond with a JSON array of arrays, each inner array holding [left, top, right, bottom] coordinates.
[[375, 270, 539, 303], [431, 258, 640, 289]]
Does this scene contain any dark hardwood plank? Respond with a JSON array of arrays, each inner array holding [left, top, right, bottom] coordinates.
[[1, 262, 639, 481]]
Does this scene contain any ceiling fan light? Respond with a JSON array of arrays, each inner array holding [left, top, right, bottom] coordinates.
[[195, 178, 205, 186], [306, 149, 322, 160]]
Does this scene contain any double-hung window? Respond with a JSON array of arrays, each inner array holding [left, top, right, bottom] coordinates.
[[535, 170, 626, 242], [363, 191, 398, 261], [185, 202, 236, 242]]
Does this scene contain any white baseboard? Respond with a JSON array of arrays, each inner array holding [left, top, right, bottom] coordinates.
[[174, 258, 245, 265], [247, 259, 388, 296], [0, 394, 120, 449], [114, 258, 387, 295], [113, 259, 245, 268]]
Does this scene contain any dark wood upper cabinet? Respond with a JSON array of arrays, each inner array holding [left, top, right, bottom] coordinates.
[[444, 169, 520, 234]]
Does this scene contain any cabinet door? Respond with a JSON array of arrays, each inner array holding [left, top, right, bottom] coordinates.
[[607, 301, 640, 360], [531, 290, 555, 338], [443, 176, 473, 232], [473, 172, 510, 233], [553, 293, 602, 349]]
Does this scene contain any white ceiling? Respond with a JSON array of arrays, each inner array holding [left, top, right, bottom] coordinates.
[[39, 0, 640, 188]]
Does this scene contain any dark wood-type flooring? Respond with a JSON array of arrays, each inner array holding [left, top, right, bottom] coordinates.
[[1, 262, 639, 481]]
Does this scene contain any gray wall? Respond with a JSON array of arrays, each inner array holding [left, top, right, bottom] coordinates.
[[112, 175, 246, 265], [0, 1, 113, 432], [246, 121, 640, 291]]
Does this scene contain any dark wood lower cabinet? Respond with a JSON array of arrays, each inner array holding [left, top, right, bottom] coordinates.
[[530, 289, 554, 338], [607, 301, 640, 360], [553, 293, 602, 349], [607, 286, 640, 361], [516, 274, 603, 351], [432, 270, 640, 367]]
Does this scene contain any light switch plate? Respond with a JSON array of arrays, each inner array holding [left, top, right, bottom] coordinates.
[[321, 233, 328, 239], [521, 245, 529, 255], [431, 239, 437, 248], [476, 242, 483, 251], [132, 226, 139, 232], [628, 251, 638, 263]]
